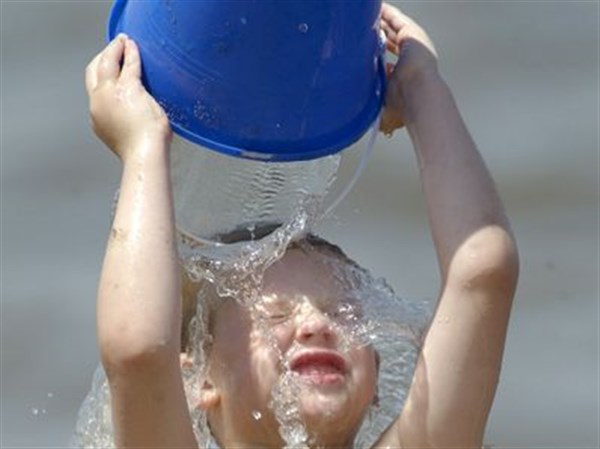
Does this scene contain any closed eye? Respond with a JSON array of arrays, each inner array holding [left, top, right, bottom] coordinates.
[[265, 312, 290, 322], [254, 295, 297, 323]]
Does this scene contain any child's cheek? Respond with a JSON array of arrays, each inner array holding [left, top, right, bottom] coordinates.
[[249, 321, 296, 356]]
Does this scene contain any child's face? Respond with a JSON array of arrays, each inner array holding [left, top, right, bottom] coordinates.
[[203, 247, 378, 448]]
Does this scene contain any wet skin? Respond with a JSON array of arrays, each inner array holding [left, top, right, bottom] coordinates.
[[201, 248, 378, 448]]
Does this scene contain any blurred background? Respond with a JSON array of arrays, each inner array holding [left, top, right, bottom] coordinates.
[[1, 1, 598, 447]]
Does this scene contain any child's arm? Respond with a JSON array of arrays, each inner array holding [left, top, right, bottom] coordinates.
[[376, 5, 519, 448], [86, 35, 197, 448]]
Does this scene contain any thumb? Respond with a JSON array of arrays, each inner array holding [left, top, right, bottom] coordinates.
[[380, 106, 404, 136]]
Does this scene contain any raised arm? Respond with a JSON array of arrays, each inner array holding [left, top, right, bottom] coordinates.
[[376, 5, 519, 448], [86, 35, 197, 448]]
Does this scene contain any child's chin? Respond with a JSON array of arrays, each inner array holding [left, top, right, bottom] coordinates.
[[300, 402, 362, 447], [299, 393, 350, 422]]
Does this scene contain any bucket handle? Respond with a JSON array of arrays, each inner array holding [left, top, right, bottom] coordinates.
[[323, 111, 381, 217]]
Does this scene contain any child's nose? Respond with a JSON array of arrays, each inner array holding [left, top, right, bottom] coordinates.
[[295, 308, 337, 345]]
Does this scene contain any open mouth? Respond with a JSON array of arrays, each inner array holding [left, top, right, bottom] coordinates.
[[289, 350, 347, 386]]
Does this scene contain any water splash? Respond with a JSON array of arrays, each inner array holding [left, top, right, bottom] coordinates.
[[71, 192, 431, 449], [178, 199, 322, 449], [270, 371, 309, 449], [70, 367, 115, 449]]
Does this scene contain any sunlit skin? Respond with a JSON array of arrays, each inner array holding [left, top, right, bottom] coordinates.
[[200, 248, 378, 448], [88, 3, 519, 448]]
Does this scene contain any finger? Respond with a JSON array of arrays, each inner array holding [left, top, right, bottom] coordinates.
[[381, 2, 403, 17], [379, 108, 404, 136], [381, 25, 403, 55], [381, 3, 406, 22], [380, 19, 397, 39], [97, 34, 127, 84], [85, 52, 102, 94], [380, 15, 407, 49], [380, 3, 402, 27], [119, 38, 142, 82], [386, 40, 399, 56], [380, 22, 399, 49], [381, 13, 407, 37], [381, 4, 414, 36]]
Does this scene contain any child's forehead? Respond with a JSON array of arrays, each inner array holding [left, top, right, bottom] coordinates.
[[211, 247, 363, 321], [262, 247, 349, 295]]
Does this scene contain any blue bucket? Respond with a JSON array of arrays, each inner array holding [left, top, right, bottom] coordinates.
[[107, 0, 385, 162]]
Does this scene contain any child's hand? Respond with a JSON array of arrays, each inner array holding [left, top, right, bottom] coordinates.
[[379, 3, 439, 135], [85, 34, 171, 162]]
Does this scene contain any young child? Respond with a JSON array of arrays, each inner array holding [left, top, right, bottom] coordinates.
[[85, 3, 519, 448]]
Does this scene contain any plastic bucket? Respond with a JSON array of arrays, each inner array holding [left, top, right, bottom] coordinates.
[[107, 0, 385, 161]]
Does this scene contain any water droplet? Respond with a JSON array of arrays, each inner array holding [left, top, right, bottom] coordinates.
[[31, 407, 39, 416], [252, 410, 262, 420], [298, 23, 309, 33], [240, 17, 247, 25], [47, 392, 54, 398]]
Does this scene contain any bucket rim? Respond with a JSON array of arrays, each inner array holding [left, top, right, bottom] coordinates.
[[106, 0, 385, 162], [106, 0, 127, 43]]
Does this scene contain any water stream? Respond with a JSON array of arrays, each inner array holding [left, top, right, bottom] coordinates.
[[71, 199, 430, 448]]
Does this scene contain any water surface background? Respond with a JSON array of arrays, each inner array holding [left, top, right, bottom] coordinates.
[[1, 1, 598, 447]]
